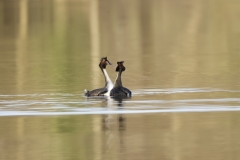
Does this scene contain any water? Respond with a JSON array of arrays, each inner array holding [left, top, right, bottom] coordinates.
[[1, 0, 240, 159], [1, 88, 240, 116]]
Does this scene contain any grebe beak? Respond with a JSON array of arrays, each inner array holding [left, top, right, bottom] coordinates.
[[106, 60, 112, 65]]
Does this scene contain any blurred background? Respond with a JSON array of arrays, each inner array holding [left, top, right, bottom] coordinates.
[[1, 0, 240, 160], [1, 0, 240, 94]]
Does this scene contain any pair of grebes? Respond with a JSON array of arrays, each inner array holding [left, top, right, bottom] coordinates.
[[85, 57, 131, 98]]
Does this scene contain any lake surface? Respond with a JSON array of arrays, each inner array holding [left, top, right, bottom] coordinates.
[[1, 0, 240, 159]]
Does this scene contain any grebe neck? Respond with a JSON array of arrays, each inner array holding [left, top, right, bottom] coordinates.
[[100, 68, 107, 83], [103, 68, 113, 88], [114, 71, 122, 87]]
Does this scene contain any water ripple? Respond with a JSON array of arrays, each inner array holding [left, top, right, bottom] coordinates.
[[1, 106, 240, 116], [0, 88, 240, 116], [133, 88, 240, 95]]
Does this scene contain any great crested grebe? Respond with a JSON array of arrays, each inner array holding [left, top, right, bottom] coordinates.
[[85, 57, 113, 97], [110, 61, 131, 97]]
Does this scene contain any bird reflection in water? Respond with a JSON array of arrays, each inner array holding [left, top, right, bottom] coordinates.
[[115, 97, 125, 130], [102, 97, 126, 131], [101, 96, 128, 153]]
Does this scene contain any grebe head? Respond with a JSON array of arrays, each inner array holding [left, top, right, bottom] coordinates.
[[116, 61, 125, 72], [99, 57, 112, 69]]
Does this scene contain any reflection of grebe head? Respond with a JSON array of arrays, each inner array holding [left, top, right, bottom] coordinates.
[[116, 61, 125, 72], [99, 57, 112, 69]]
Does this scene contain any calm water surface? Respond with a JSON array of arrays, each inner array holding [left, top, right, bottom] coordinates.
[[1, 0, 240, 159]]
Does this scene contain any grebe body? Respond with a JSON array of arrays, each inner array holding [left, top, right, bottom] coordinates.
[[85, 57, 113, 97], [110, 61, 131, 97]]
